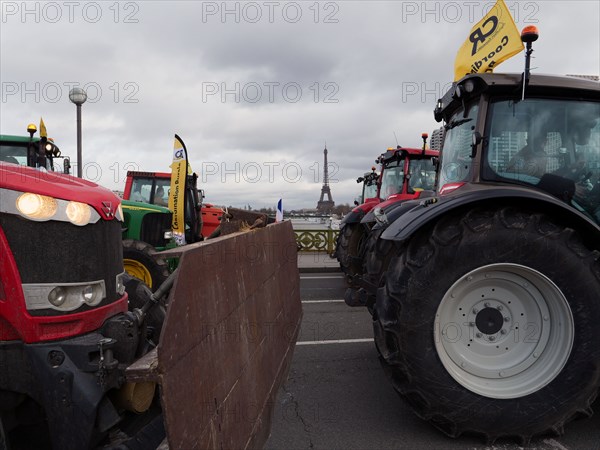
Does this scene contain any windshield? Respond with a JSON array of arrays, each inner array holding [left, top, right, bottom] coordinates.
[[408, 158, 437, 191], [363, 177, 379, 200], [131, 177, 171, 207], [484, 98, 600, 224], [0, 144, 28, 165], [0, 141, 61, 171], [438, 102, 479, 188], [380, 159, 404, 198]]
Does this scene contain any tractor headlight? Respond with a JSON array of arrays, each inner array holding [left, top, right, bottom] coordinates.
[[82, 284, 103, 305], [66, 201, 92, 226], [463, 79, 475, 93], [1, 188, 101, 225], [48, 286, 67, 307], [22, 280, 106, 312], [16, 193, 58, 220]]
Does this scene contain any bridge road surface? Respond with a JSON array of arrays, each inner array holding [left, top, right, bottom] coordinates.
[[265, 271, 600, 450]]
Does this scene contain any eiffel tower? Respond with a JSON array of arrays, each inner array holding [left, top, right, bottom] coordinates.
[[316, 145, 335, 213]]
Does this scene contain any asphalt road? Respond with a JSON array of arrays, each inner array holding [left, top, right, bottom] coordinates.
[[264, 272, 600, 450]]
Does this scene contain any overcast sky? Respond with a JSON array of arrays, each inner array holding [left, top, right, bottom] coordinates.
[[1, 0, 599, 209]]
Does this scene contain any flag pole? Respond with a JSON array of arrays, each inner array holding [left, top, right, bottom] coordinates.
[[520, 26, 539, 101]]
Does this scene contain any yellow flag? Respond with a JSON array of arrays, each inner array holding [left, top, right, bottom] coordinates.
[[168, 135, 188, 245], [39, 117, 47, 138], [454, 0, 524, 81]]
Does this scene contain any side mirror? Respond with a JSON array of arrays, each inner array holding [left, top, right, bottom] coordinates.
[[63, 157, 71, 174]]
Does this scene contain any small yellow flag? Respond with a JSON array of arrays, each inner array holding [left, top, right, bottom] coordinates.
[[168, 135, 188, 245], [39, 117, 47, 138], [454, 0, 524, 81]]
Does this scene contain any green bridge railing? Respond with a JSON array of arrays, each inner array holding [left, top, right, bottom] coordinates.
[[294, 229, 339, 254]]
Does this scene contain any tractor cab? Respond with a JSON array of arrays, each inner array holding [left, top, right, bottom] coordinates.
[[435, 73, 600, 225], [124, 170, 206, 243], [354, 168, 379, 206], [0, 124, 71, 174], [378, 145, 439, 200]]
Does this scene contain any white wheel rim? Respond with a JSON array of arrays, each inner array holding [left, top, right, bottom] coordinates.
[[434, 263, 574, 399]]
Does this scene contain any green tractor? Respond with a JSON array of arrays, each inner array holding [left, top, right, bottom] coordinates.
[[120, 199, 173, 290], [1, 123, 70, 173], [120, 166, 269, 290]]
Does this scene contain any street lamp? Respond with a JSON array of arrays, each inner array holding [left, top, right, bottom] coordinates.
[[69, 87, 87, 178]]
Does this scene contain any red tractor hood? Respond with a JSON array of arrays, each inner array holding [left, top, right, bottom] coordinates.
[[352, 197, 381, 214], [0, 162, 121, 220]]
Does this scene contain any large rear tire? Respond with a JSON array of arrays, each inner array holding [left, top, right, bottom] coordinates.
[[123, 240, 169, 291], [361, 226, 397, 310], [0, 415, 9, 450], [374, 207, 600, 443], [335, 223, 367, 285]]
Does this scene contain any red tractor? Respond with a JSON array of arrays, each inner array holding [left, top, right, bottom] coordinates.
[[0, 126, 297, 449], [335, 138, 439, 287], [0, 149, 157, 447], [354, 167, 380, 209]]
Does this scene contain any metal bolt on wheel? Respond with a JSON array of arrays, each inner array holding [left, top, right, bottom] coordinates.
[[434, 263, 574, 399]]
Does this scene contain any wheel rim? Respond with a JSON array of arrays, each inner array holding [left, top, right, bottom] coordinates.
[[434, 263, 574, 399], [123, 259, 153, 288]]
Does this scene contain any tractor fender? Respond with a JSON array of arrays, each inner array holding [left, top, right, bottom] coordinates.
[[342, 198, 381, 226], [361, 197, 423, 227], [381, 185, 600, 247], [341, 209, 366, 226]]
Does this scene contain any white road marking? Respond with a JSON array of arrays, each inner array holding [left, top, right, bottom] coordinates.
[[297, 338, 374, 346], [543, 439, 569, 450], [300, 275, 344, 279], [302, 299, 345, 304]]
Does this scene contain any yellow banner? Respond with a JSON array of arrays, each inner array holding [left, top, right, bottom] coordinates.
[[454, 0, 523, 81], [168, 135, 187, 245], [39, 117, 47, 138]]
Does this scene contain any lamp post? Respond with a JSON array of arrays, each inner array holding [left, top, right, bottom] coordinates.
[[69, 87, 87, 178]]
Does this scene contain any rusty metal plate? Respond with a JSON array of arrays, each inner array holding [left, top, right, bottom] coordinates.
[[157, 221, 301, 449]]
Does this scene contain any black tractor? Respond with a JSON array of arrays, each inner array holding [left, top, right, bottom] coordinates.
[[372, 71, 600, 443]]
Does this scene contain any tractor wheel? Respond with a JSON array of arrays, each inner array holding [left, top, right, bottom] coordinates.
[[123, 240, 169, 291], [335, 223, 367, 285], [373, 207, 600, 443], [361, 226, 397, 310], [0, 415, 9, 450]]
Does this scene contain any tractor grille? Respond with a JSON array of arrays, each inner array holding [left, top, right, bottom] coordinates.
[[140, 212, 172, 248], [0, 214, 123, 316]]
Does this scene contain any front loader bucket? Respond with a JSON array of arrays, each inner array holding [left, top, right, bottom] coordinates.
[[127, 222, 301, 449]]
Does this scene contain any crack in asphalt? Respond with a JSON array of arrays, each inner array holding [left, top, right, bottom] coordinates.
[[281, 383, 315, 449]]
